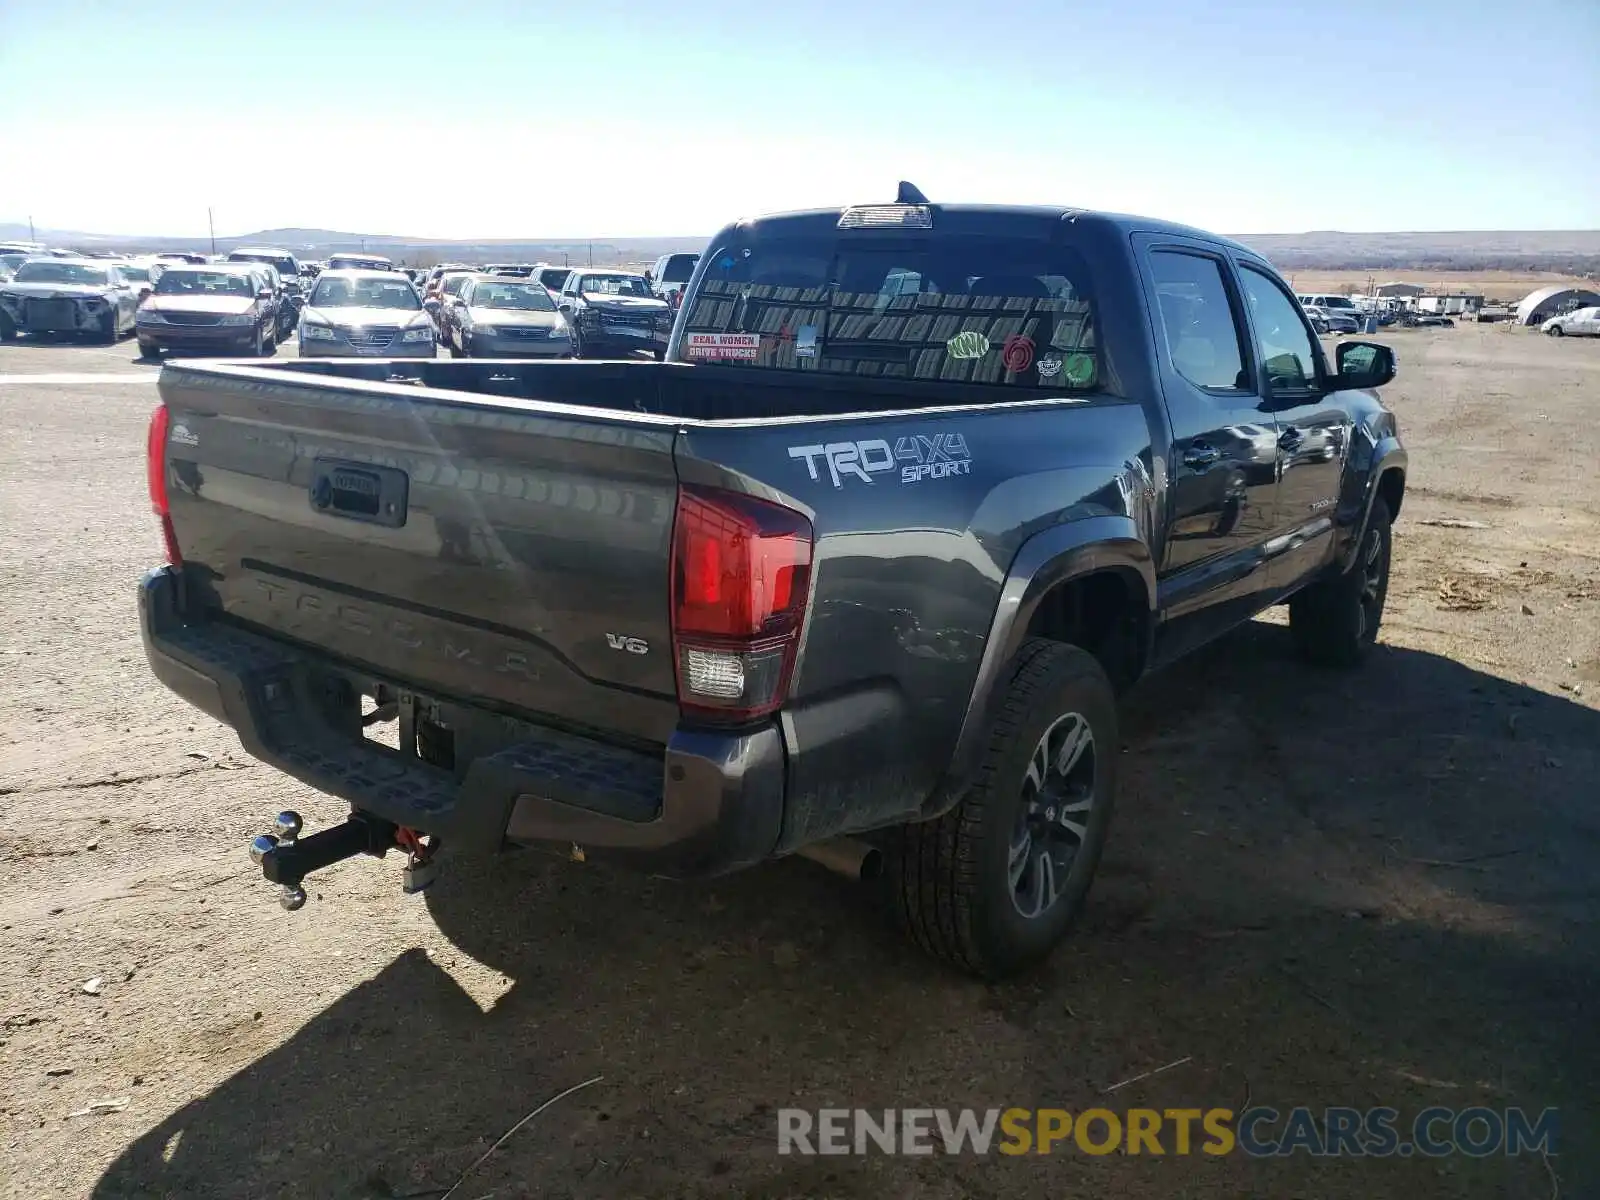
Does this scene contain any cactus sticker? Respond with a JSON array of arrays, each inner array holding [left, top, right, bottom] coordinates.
[[1062, 353, 1095, 386], [946, 330, 990, 360]]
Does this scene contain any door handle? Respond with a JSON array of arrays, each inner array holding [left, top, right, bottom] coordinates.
[[1278, 426, 1305, 450], [1182, 443, 1220, 469]]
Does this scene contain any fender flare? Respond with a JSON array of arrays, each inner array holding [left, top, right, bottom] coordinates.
[[1338, 438, 1407, 572], [927, 514, 1155, 817]]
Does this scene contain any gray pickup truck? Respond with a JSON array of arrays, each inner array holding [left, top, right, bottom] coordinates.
[[139, 185, 1406, 978]]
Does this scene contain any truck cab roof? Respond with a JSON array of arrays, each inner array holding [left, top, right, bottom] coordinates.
[[719, 202, 1259, 260]]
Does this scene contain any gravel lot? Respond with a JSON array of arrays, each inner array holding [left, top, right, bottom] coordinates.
[[1, 326, 1596, 1199]]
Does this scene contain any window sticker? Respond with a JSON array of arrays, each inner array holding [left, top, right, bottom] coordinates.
[[1062, 353, 1094, 386], [684, 332, 760, 361], [1001, 334, 1035, 374], [1036, 356, 1063, 379], [946, 331, 990, 359], [795, 324, 818, 358]]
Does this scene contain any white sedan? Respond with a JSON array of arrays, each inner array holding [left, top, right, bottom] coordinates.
[[1543, 307, 1600, 337]]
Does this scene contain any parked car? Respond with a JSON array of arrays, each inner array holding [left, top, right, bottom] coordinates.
[[0, 257, 139, 341], [139, 186, 1405, 979], [135, 263, 280, 358], [296, 269, 435, 357], [1302, 304, 1357, 335], [1542, 306, 1600, 337], [1296, 293, 1362, 323], [1400, 311, 1454, 328], [536, 265, 571, 294], [155, 252, 210, 265], [555, 268, 672, 358], [647, 252, 700, 310], [228, 247, 305, 337], [112, 259, 158, 301], [0, 252, 27, 282], [325, 252, 396, 273], [483, 263, 538, 278], [443, 275, 573, 358], [426, 269, 479, 339]]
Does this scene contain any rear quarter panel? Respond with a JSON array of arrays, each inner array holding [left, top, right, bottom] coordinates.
[[676, 398, 1156, 849]]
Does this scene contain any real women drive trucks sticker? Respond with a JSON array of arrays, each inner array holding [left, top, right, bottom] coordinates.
[[684, 332, 760, 361]]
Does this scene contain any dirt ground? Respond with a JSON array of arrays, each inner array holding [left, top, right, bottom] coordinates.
[[1, 324, 1596, 1200]]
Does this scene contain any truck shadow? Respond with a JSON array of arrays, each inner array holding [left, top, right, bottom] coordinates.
[[92, 626, 1600, 1199]]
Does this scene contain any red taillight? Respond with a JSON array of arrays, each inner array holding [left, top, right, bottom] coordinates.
[[145, 404, 182, 565], [670, 484, 812, 721]]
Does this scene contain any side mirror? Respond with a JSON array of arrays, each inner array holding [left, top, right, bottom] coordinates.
[[1334, 340, 1396, 390]]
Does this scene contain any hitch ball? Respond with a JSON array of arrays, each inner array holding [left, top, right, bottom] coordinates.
[[279, 885, 308, 911], [273, 811, 303, 842], [249, 834, 279, 865]]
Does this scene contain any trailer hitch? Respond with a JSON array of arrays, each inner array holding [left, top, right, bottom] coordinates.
[[248, 810, 410, 911]]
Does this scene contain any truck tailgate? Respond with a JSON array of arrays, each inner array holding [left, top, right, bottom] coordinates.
[[159, 364, 681, 746]]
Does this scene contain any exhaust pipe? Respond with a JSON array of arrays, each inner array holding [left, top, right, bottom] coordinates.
[[796, 837, 883, 882]]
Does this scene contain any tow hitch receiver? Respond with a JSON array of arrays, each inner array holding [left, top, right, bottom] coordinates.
[[248, 810, 399, 911]]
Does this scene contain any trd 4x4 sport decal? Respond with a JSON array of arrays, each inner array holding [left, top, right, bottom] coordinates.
[[788, 432, 972, 488]]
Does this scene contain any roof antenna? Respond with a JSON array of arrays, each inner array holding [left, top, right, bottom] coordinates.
[[896, 181, 929, 205]]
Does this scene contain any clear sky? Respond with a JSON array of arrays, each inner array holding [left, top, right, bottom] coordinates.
[[2, 0, 1596, 239]]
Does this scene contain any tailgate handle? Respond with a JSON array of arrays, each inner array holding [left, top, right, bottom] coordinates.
[[310, 459, 409, 528]]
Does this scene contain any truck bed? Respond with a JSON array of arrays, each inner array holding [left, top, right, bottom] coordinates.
[[255, 356, 1062, 422]]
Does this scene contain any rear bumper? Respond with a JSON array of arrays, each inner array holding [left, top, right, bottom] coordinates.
[[138, 566, 785, 877]]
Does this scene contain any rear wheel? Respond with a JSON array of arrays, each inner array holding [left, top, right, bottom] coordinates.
[[886, 640, 1118, 980], [1290, 496, 1392, 667]]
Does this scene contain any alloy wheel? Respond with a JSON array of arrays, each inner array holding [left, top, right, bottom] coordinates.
[[1008, 710, 1097, 920]]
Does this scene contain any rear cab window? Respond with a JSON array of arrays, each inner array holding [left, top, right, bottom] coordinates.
[[677, 226, 1098, 389]]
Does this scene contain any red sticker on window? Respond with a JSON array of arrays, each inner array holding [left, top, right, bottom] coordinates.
[[1002, 334, 1035, 374]]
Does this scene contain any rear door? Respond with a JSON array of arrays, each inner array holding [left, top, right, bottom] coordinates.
[[161, 366, 684, 744], [1134, 235, 1280, 663], [1233, 260, 1351, 593]]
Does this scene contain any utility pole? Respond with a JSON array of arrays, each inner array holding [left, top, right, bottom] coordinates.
[[208, 207, 216, 256], [587, 242, 593, 267], [28, 216, 35, 243]]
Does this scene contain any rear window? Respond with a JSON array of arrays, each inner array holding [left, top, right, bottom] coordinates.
[[678, 233, 1097, 387], [230, 252, 296, 275], [659, 253, 698, 283]]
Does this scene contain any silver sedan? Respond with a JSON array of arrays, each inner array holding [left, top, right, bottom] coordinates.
[[297, 269, 436, 357], [444, 276, 573, 358]]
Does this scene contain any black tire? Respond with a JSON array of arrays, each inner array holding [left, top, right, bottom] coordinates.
[[99, 310, 119, 343], [249, 324, 265, 356], [260, 324, 276, 356], [1290, 496, 1393, 667], [571, 327, 588, 359], [1547, 324, 1563, 337], [886, 639, 1119, 980], [137, 340, 161, 362], [0, 312, 15, 341]]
